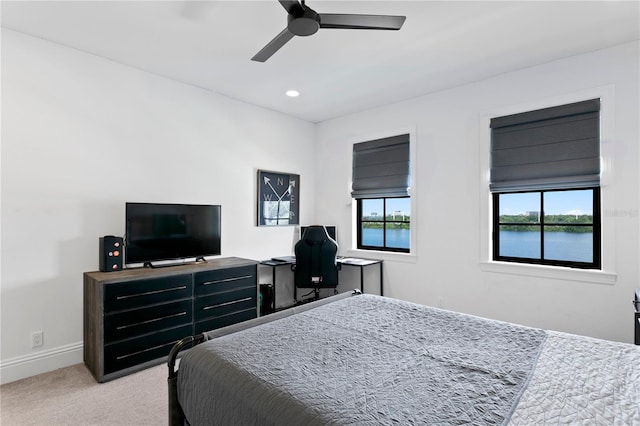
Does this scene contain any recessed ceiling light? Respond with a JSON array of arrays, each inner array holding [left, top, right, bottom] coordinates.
[[286, 90, 300, 97]]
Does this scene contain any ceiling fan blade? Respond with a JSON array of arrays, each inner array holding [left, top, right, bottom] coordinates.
[[278, 0, 300, 14], [319, 14, 406, 30], [251, 28, 295, 62]]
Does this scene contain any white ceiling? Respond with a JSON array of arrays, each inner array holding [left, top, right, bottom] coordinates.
[[2, 1, 639, 123]]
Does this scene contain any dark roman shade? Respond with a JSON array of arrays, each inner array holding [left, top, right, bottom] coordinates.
[[351, 134, 410, 199], [490, 99, 600, 192]]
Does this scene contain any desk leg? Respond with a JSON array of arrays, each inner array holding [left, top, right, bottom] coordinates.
[[379, 262, 383, 296], [360, 266, 364, 294], [271, 267, 277, 312]]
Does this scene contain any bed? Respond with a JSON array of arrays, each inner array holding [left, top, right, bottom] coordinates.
[[168, 291, 640, 425]]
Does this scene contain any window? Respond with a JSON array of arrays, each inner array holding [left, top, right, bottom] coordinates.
[[490, 99, 601, 269], [493, 188, 600, 268], [352, 134, 410, 253], [358, 197, 410, 253]]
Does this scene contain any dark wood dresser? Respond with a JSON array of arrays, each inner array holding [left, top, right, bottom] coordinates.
[[84, 257, 258, 382]]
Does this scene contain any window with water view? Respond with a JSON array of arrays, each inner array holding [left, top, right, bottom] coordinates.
[[358, 197, 410, 253], [493, 188, 600, 268]]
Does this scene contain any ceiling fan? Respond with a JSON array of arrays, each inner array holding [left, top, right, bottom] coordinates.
[[252, 0, 406, 62]]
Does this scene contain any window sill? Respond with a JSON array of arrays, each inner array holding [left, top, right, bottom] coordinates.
[[345, 249, 417, 264], [480, 261, 616, 285]]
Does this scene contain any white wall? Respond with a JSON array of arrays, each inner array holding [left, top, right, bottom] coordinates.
[[316, 41, 640, 344], [0, 29, 316, 383], [2, 28, 638, 385]]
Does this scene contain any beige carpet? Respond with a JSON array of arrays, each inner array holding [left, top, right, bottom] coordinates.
[[0, 363, 166, 425]]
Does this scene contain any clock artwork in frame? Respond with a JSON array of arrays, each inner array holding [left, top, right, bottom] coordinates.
[[257, 170, 300, 226]]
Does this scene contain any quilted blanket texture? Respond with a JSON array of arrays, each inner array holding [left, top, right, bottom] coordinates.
[[510, 330, 640, 424], [179, 295, 558, 425]]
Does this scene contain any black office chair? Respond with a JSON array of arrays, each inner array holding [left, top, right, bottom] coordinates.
[[292, 225, 340, 302]]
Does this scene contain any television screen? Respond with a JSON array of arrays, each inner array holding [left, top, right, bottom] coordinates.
[[125, 203, 221, 266]]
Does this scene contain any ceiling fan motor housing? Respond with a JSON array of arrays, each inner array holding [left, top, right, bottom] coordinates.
[[287, 7, 320, 36], [251, 0, 406, 62]]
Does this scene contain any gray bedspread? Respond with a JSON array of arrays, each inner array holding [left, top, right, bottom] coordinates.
[[177, 294, 547, 425], [509, 330, 640, 424]]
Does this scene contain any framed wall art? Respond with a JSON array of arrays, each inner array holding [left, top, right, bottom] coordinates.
[[257, 169, 299, 226]]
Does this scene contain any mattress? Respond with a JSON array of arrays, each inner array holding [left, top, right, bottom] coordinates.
[[177, 294, 640, 425]]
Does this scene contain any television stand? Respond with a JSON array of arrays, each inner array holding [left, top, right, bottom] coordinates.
[[142, 261, 178, 269], [143, 257, 208, 269]]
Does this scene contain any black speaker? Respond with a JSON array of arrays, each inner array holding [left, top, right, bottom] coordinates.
[[99, 236, 123, 272], [260, 283, 275, 316]]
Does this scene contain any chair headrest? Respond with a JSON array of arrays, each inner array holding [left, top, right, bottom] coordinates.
[[301, 226, 330, 243]]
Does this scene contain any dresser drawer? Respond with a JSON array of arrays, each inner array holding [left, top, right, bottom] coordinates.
[[104, 300, 193, 344], [104, 275, 192, 313], [195, 308, 257, 334], [194, 265, 256, 296], [194, 286, 256, 322], [103, 324, 192, 375]]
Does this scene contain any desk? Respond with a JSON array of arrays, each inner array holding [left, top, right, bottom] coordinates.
[[260, 260, 294, 313], [337, 257, 384, 296], [259, 256, 383, 311]]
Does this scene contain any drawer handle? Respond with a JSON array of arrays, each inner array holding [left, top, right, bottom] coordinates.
[[201, 275, 253, 286], [202, 297, 253, 311], [116, 286, 187, 300], [116, 341, 175, 360], [116, 312, 188, 330]]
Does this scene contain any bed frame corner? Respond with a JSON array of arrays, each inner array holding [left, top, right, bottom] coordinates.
[[168, 334, 206, 426]]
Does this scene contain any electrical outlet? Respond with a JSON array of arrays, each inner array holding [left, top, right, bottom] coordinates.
[[437, 297, 445, 308], [31, 331, 43, 348]]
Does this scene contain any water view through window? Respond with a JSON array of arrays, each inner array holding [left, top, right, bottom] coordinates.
[[360, 197, 410, 251], [499, 231, 593, 262], [362, 228, 411, 249], [495, 189, 597, 265], [359, 190, 598, 262]]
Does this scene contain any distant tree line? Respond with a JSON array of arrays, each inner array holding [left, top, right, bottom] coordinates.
[[499, 214, 593, 233], [362, 215, 410, 230]]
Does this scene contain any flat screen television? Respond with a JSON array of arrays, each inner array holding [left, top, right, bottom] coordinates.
[[125, 202, 221, 267]]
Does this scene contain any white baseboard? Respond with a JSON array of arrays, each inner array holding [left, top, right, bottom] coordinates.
[[0, 342, 83, 385]]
